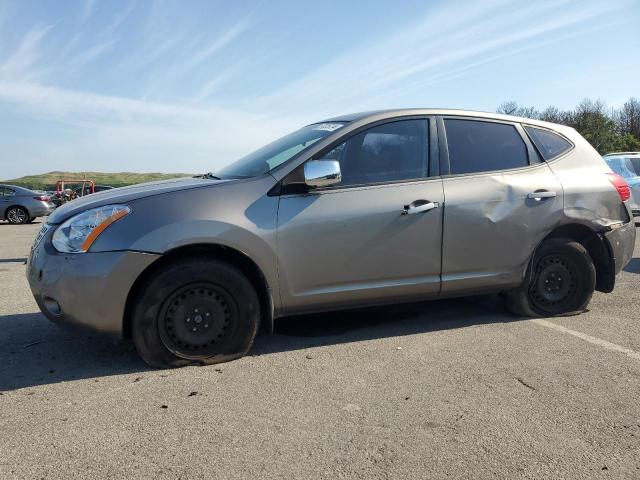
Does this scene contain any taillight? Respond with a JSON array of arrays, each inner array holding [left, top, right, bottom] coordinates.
[[606, 173, 631, 202], [34, 196, 50, 202]]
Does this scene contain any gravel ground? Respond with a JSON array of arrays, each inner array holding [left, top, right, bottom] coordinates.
[[1, 220, 639, 479]]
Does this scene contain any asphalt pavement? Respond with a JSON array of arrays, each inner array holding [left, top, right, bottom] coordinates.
[[1, 220, 639, 479]]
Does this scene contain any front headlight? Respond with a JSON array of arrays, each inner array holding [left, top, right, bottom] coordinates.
[[52, 205, 131, 253]]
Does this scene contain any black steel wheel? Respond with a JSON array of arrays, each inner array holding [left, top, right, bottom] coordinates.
[[131, 257, 260, 368], [505, 237, 595, 317], [529, 254, 577, 314], [158, 283, 237, 359]]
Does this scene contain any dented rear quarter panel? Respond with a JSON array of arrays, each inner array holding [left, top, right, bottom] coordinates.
[[547, 128, 631, 229]]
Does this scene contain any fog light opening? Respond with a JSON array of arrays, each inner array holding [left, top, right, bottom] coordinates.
[[43, 297, 62, 316]]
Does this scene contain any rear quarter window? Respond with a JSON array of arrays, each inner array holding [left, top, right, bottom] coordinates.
[[524, 126, 572, 160]]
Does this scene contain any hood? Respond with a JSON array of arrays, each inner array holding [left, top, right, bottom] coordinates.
[[47, 176, 230, 224]]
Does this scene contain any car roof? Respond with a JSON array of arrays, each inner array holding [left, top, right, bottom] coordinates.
[[316, 108, 572, 131], [0, 184, 33, 193]]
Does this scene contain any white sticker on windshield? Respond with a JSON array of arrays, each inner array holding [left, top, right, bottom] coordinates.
[[313, 123, 343, 132]]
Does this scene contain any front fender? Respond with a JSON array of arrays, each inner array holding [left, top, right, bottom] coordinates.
[[88, 176, 281, 310]]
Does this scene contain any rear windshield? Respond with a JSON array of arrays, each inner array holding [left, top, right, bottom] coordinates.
[[217, 123, 345, 178], [605, 157, 638, 180]]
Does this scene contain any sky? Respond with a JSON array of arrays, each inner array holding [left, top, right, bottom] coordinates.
[[0, 0, 639, 179]]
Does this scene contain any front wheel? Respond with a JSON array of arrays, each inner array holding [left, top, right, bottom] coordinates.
[[131, 257, 260, 368], [505, 237, 596, 317]]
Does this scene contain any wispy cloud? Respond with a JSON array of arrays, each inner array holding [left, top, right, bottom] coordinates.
[[356, 17, 625, 111], [254, 0, 618, 117], [184, 17, 252, 70], [189, 73, 234, 104], [130, 14, 254, 102], [0, 80, 303, 152], [101, 0, 136, 37], [80, 0, 95, 24], [0, 81, 221, 120], [72, 39, 116, 65], [0, 24, 53, 80]]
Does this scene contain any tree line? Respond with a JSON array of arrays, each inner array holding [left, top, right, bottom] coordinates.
[[497, 97, 640, 154]]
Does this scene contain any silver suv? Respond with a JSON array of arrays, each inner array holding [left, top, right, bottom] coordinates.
[[27, 110, 636, 368]]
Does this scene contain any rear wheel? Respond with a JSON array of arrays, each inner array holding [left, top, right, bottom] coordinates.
[[505, 237, 596, 317], [131, 257, 260, 368], [6, 206, 29, 224]]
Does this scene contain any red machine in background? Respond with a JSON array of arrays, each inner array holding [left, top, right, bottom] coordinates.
[[52, 179, 95, 206]]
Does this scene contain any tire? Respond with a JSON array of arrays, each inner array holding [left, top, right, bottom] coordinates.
[[505, 237, 596, 317], [131, 256, 260, 368], [6, 206, 29, 224]]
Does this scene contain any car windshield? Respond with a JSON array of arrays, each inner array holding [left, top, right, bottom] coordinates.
[[216, 122, 345, 178]]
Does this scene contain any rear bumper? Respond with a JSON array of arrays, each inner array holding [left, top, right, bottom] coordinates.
[[27, 228, 160, 335], [30, 202, 54, 217], [604, 220, 636, 275]]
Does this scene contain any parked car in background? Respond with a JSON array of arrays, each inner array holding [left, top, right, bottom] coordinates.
[[1, 184, 54, 224], [603, 153, 640, 216], [604, 152, 640, 175], [28, 109, 635, 368]]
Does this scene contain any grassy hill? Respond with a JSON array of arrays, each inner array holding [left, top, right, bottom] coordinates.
[[1, 171, 192, 190]]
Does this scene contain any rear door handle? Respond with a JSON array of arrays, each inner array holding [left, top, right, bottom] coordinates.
[[527, 191, 557, 201], [402, 200, 439, 215]]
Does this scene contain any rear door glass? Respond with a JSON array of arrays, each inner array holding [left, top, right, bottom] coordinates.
[[444, 119, 528, 175]]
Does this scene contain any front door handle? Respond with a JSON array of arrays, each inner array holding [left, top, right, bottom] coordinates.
[[527, 191, 557, 201], [402, 200, 439, 215]]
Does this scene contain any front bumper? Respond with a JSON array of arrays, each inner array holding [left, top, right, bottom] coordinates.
[[27, 226, 160, 335]]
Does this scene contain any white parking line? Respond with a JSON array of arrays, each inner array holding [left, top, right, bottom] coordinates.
[[532, 319, 640, 361]]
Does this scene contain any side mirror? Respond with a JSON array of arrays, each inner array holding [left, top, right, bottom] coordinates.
[[304, 160, 342, 188]]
